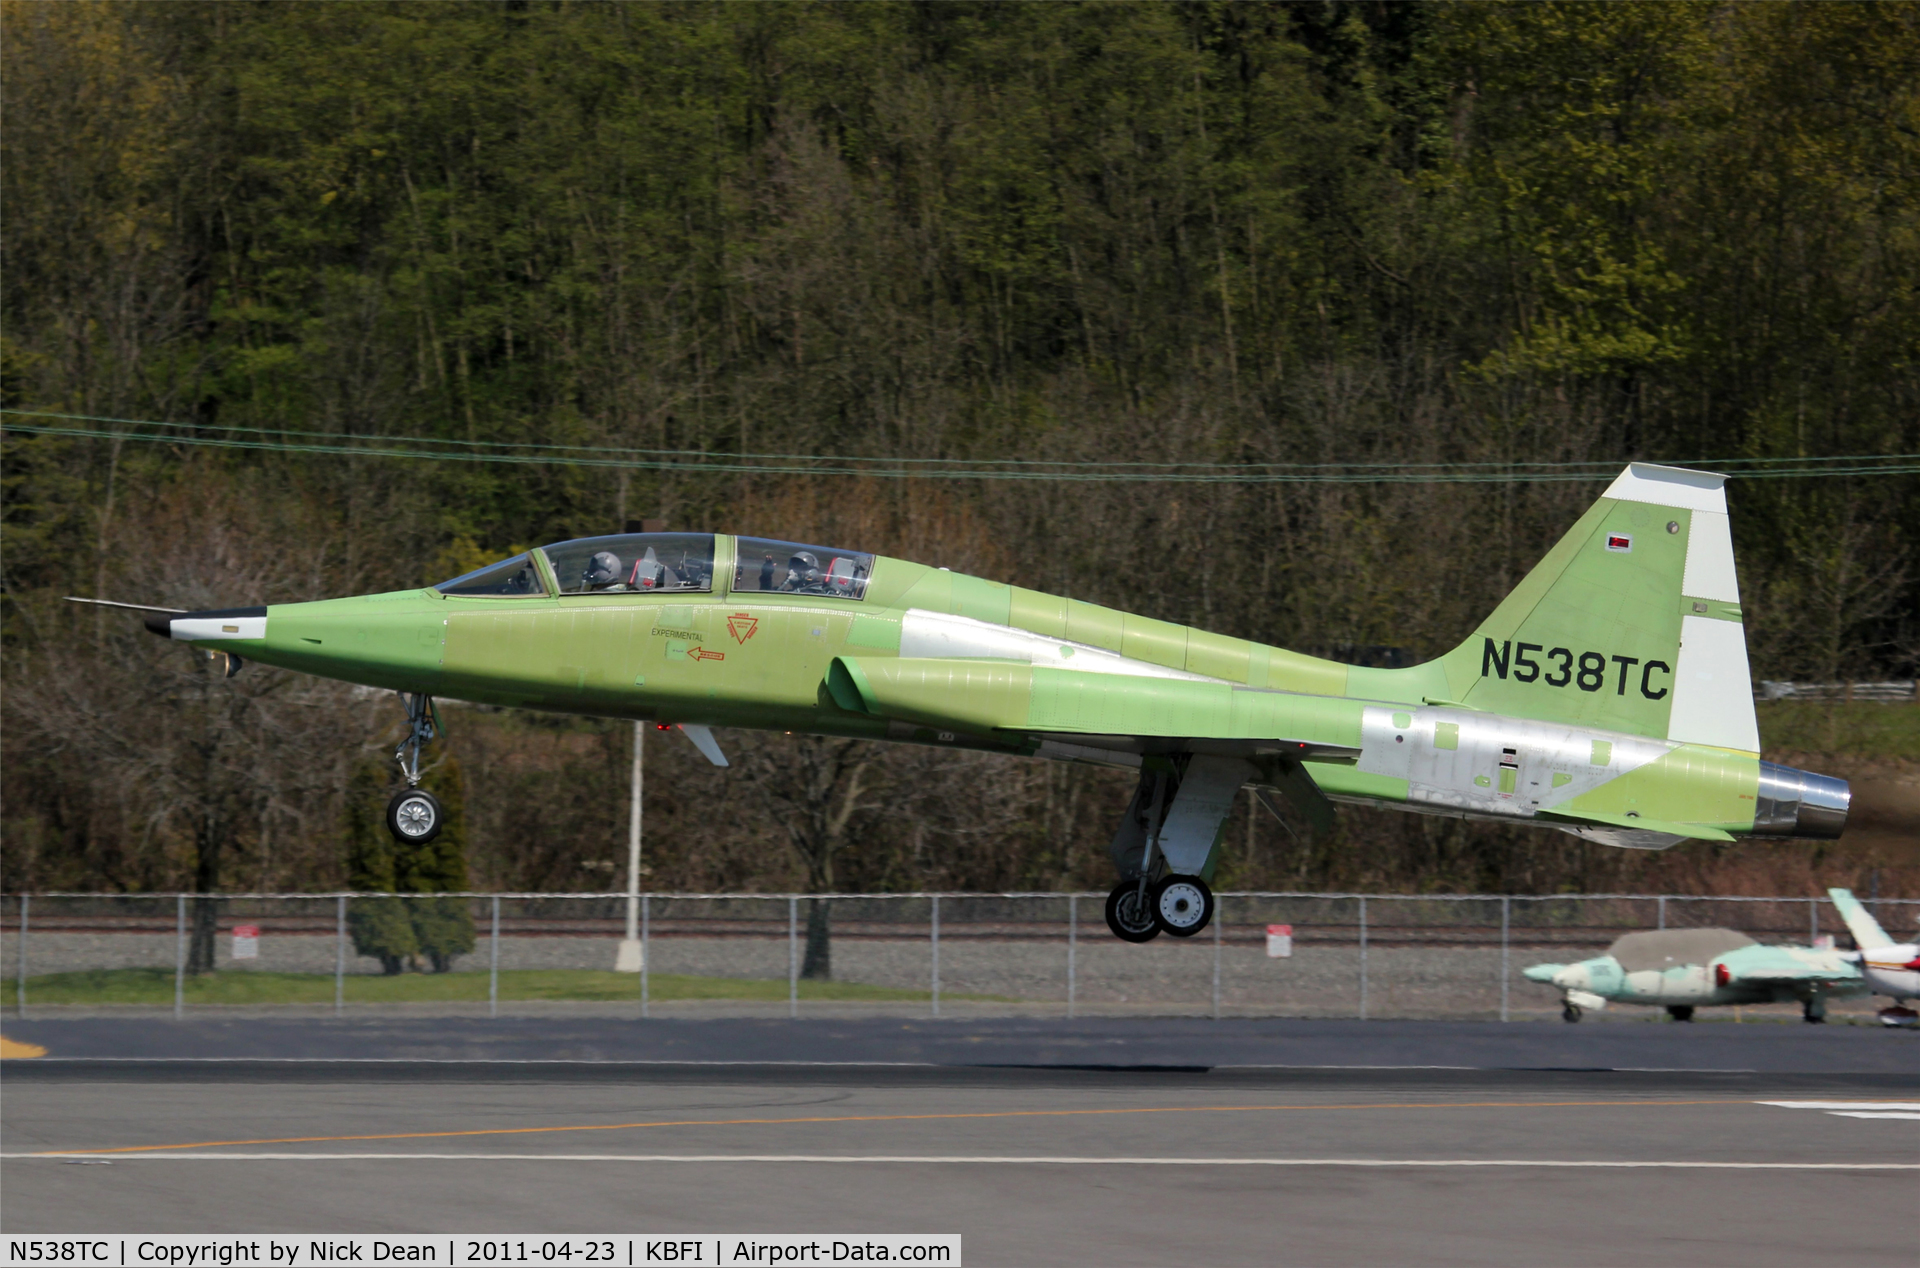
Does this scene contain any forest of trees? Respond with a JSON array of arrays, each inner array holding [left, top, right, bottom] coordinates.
[[4, 2, 1916, 905]]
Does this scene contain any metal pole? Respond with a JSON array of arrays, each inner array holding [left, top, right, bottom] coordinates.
[[1067, 893, 1077, 1019], [1500, 896, 1511, 1023], [489, 895, 501, 1019], [174, 893, 186, 1020], [334, 895, 346, 1016], [1357, 895, 1368, 1021], [930, 895, 941, 1019], [627, 723, 643, 940], [1809, 897, 1819, 945], [788, 896, 798, 1019], [618, 721, 644, 972], [1211, 894, 1222, 1021], [640, 894, 650, 1019], [1657, 895, 1666, 930], [16, 894, 27, 1018]]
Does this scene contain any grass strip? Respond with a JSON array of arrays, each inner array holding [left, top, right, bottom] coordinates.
[[14, 967, 1010, 1005]]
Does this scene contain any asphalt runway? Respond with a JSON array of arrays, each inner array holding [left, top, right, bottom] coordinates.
[[5, 1019, 1916, 1266]]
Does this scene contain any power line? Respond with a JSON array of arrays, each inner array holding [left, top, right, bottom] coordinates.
[[4, 409, 1915, 484]]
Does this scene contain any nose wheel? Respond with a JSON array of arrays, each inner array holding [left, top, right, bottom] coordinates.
[[387, 787, 444, 843], [386, 692, 444, 843], [1562, 1002, 1582, 1023]]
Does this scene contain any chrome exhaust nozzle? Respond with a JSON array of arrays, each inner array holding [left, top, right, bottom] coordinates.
[[1750, 761, 1851, 839]]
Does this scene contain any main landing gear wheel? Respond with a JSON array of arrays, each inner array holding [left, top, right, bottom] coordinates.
[[1561, 1003, 1582, 1023], [1105, 882, 1160, 943], [1151, 875, 1215, 938], [1877, 1005, 1918, 1028], [1802, 999, 1827, 1024], [1666, 1005, 1695, 1022], [387, 788, 444, 844]]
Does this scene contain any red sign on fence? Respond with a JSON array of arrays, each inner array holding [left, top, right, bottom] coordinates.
[[231, 924, 260, 960]]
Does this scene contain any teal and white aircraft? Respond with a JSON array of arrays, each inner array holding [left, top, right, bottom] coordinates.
[[105, 463, 1851, 943], [1524, 927, 1867, 1023]]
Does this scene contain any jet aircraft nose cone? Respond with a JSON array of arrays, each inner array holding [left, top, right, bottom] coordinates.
[[1522, 964, 1563, 984], [143, 611, 174, 637]]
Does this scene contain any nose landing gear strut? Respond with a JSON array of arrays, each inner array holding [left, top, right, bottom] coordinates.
[[386, 692, 445, 844]]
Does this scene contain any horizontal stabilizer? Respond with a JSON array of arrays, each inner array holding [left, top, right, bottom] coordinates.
[[1537, 807, 1733, 842]]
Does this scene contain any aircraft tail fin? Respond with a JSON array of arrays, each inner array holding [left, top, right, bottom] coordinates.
[[1435, 464, 1757, 751], [1827, 888, 1894, 950]]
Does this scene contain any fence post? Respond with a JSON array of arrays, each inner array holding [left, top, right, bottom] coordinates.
[[788, 896, 798, 1019], [174, 893, 186, 1020], [334, 895, 346, 1016], [1067, 893, 1077, 1019], [1809, 897, 1819, 945], [1357, 895, 1368, 1021], [1500, 896, 1511, 1023], [640, 894, 650, 1020], [15, 894, 27, 1018], [1211, 894, 1222, 1021], [489, 895, 501, 1019], [930, 895, 941, 1019], [1657, 895, 1666, 930]]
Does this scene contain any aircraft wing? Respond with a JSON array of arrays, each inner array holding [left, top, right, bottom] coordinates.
[[1718, 945, 1862, 986], [826, 656, 1361, 761]]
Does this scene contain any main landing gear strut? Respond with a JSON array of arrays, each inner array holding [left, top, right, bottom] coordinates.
[[385, 692, 444, 844]]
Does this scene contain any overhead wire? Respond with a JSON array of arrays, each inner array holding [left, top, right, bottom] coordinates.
[[4, 408, 1915, 484]]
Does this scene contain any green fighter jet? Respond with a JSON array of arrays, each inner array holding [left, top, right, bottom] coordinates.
[[124, 463, 1849, 943]]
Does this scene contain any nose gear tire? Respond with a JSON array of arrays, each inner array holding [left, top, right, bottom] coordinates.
[[1151, 875, 1214, 938], [1105, 882, 1160, 943], [387, 788, 444, 843]]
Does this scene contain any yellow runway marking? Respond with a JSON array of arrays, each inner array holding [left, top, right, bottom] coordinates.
[[0, 1036, 48, 1059], [39, 1097, 1792, 1156]]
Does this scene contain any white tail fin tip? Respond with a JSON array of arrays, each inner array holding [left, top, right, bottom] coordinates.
[[1604, 463, 1728, 514]]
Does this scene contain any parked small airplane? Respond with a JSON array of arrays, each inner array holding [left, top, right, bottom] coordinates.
[[90, 463, 1851, 943], [1524, 927, 1867, 1023], [1828, 887, 1920, 1026]]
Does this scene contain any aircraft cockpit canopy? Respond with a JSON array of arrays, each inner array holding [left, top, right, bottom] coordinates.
[[732, 536, 874, 600], [540, 533, 716, 594], [435, 552, 546, 597]]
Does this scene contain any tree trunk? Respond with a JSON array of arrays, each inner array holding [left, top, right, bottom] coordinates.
[[800, 896, 832, 980]]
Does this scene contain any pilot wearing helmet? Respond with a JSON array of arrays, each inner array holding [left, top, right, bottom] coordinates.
[[583, 550, 626, 591], [780, 550, 822, 594]]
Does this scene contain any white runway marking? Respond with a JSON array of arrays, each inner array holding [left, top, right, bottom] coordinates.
[[7, 1153, 1916, 1169], [1759, 1101, 1920, 1123], [1758, 1102, 1920, 1111], [1826, 1112, 1920, 1120]]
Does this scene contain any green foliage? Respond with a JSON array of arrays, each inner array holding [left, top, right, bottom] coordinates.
[[4, 1, 1916, 899], [344, 756, 476, 971]]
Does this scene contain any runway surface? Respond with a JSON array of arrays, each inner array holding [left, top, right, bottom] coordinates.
[[5, 1012, 1917, 1073], [5, 1019, 1916, 1266]]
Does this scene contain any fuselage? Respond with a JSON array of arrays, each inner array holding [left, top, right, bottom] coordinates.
[[152, 529, 1844, 845], [1526, 946, 1868, 1011]]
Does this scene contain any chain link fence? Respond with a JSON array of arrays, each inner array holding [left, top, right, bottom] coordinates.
[[4, 891, 1913, 1022]]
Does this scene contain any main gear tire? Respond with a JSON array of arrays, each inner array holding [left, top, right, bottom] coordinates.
[[1561, 1003, 1582, 1023], [1104, 882, 1160, 943], [1151, 875, 1215, 938], [387, 788, 444, 844], [1666, 1005, 1695, 1022]]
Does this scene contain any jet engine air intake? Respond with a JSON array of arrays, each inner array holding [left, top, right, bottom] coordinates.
[[1751, 761, 1850, 839]]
